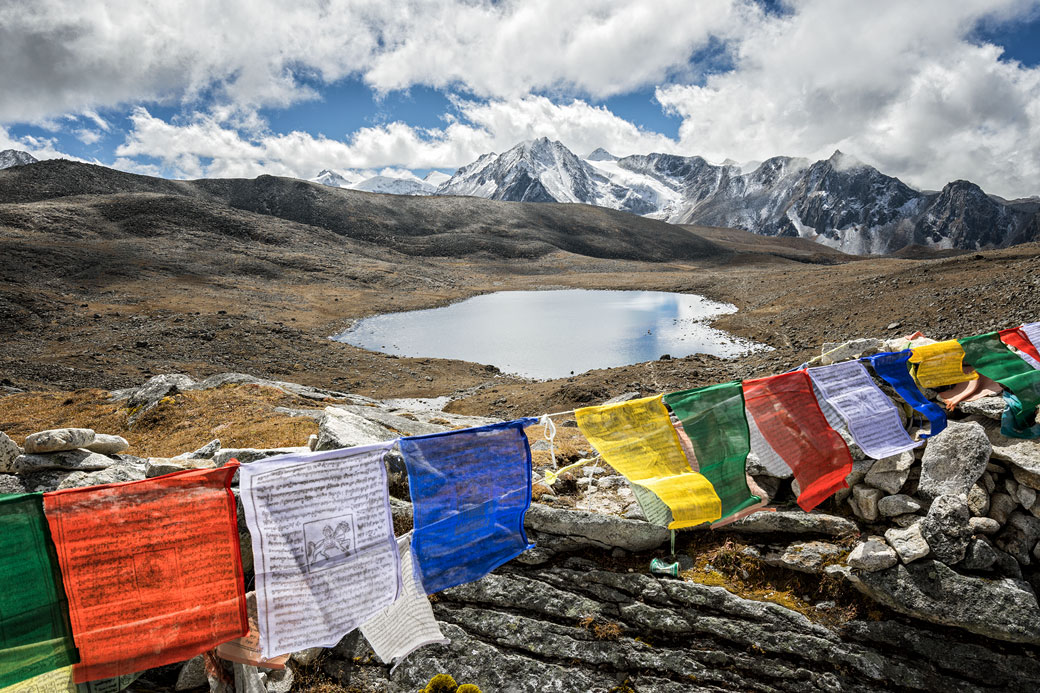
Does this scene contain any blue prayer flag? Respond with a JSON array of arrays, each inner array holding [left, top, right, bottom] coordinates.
[[864, 350, 946, 438], [400, 418, 537, 594]]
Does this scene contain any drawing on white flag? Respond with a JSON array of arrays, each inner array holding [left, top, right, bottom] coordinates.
[[240, 442, 401, 657]]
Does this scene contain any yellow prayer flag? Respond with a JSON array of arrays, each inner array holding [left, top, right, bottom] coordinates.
[[576, 395, 721, 529], [909, 340, 979, 388]]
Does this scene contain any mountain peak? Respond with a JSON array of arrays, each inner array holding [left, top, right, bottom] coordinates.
[[585, 147, 618, 162], [0, 149, 39, 169]]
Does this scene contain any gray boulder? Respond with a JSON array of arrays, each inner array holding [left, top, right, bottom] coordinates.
[[847, 560, 1040, 644], [23, 428, 95, 454], [120, 373, 196, 423], [968, 516, 1001, 535], [818, 338, 883, 365], [720, 510, 858, 536], [864, 451, 915, 495], [0, 432, 20, 471], [56, 460, 147, 489], [174, 655, 207, 691], [315, 406, 397, 451], [877, 494, 922, 517], [3, 449, 116, 474], [918, 422, 990, 500], [885, 523, 930, 564], [847, 536, 898, 572], [984, 425, 1040, 490], [957, 396, 1006, 420], [919, 494, 973, 565], [745, 451, 792, 480], [989, 492, 1017, 524], [84, 434, 129, 455], [145, 457, 217, 478], [965, 483, 989, 516]]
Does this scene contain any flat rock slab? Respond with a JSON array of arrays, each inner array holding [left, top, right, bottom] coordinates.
[[3, 449, 116, 474], [524, 503, 669, 553], [719, 510, 858, 537], [848, 560, 1040, 644], [315, 406, 398, 451], [23, 428, 95, 454], [918, 422, 990, 500]]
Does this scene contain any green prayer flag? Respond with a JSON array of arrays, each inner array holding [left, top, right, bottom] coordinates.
[[663, 382, 761, 520], [0, 493, 78, 688], [959, 333, 1040, 429]]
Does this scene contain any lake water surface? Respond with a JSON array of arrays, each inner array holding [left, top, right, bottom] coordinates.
[[333, 289, 766, 380]]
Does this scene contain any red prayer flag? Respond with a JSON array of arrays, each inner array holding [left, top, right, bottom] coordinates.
[[999, 327, 1040, 365], [43, 466, 248, 683], [743, 370, 853, 511]]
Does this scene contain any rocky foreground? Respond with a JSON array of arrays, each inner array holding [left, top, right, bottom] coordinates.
[[2, 356, 1040, 692]]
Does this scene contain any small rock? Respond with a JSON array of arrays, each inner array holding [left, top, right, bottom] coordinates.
[[1019, 485, 1037, 510], [886, 322, 901, 330], [175, 438, 221, 459], [966, 483, 990, 516], [3, 450, 116, 475], [847, 536, 898, 572], [989, 492, 1017, 524], [819, 338, 883, 365], [174, 654, 207, 690], [864, 451, 915, 495], [1006, 477, 1020, 499], [603, 392, 641, 405], [920, 494, 973, 565], [982, 471, 996, 493], [850, 484, 884, 522], [213, 447, 309, 466], [996, 511, 1040, 566], [291, 647, 324, 666], [968, 516, 1001, 535], [307, 434, 318, 451], [891, 513, 924, 528], [877, 494, 922, 517], [885, 523, 930, 564], [263, 666, 294, 693], [0, 473, 26, 494], [961, 538, 999, 571], [745, 451, 792, 480], [776, 540, 844, 573], [23, 428, 95, 454], [918, 422, 991, 500], [84, 434, 129, 455]]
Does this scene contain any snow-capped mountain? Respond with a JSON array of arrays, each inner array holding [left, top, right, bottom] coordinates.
[[310, 168, 439, 196], [351, 175, 435, 196], [436, 138, 1039, 254], [0, 149, 38, 169], [312, 169, 362, 188]]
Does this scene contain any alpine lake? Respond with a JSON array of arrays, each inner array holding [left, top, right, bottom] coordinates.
[[333, 289, 768, 380]]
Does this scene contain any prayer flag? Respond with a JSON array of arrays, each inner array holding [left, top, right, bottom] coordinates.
[[959, 332, 1040, 433], [663, 382, 761, 521], [239, 443, 400, 657], [0, 666, 75, 693], [808, 361, 920, 459], [400, 420, 536, 594], [742, 371, 853, 512], [576, 396, 721, 529], [864, 350, 946, 438], [1022, 323, 1040, 358], [908, 340, 978, 388], [360, 534, 449, 670], [0, 494, 77, 689], [999, 327, 1040, 369], [43, 466, 247, 683]]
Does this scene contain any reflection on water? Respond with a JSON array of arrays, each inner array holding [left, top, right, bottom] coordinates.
[[333, 289, 768, 380]]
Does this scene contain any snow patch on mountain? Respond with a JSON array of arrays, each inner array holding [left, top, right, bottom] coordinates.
[[351, 175, 435, 196]]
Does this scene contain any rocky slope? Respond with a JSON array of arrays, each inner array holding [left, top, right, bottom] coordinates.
[[437, 139, 1040, 255]]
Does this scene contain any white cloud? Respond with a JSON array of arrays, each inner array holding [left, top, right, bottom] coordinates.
[[74, 129, 102, 145], [655, 0, 1040, 197], [0, 126, 85, 162], [114, 97, 683, 179]]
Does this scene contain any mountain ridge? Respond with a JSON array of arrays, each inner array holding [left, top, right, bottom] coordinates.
[[436, 138, 1040, 255]]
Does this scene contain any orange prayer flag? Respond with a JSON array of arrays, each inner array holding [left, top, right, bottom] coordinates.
[[43, 466, 248, 683]]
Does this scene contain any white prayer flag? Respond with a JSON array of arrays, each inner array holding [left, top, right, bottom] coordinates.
[[239, 442, 401, 657], [360, 534, 450, 670], [808, 361, 920, 459]]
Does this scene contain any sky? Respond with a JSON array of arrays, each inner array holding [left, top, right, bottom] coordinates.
[[1, 0, 1039, 198]]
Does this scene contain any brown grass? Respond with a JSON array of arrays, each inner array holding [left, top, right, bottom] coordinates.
[[578, 615, 623, 640], [677, 534, 875, 626], [0, 384, 320, 457]]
